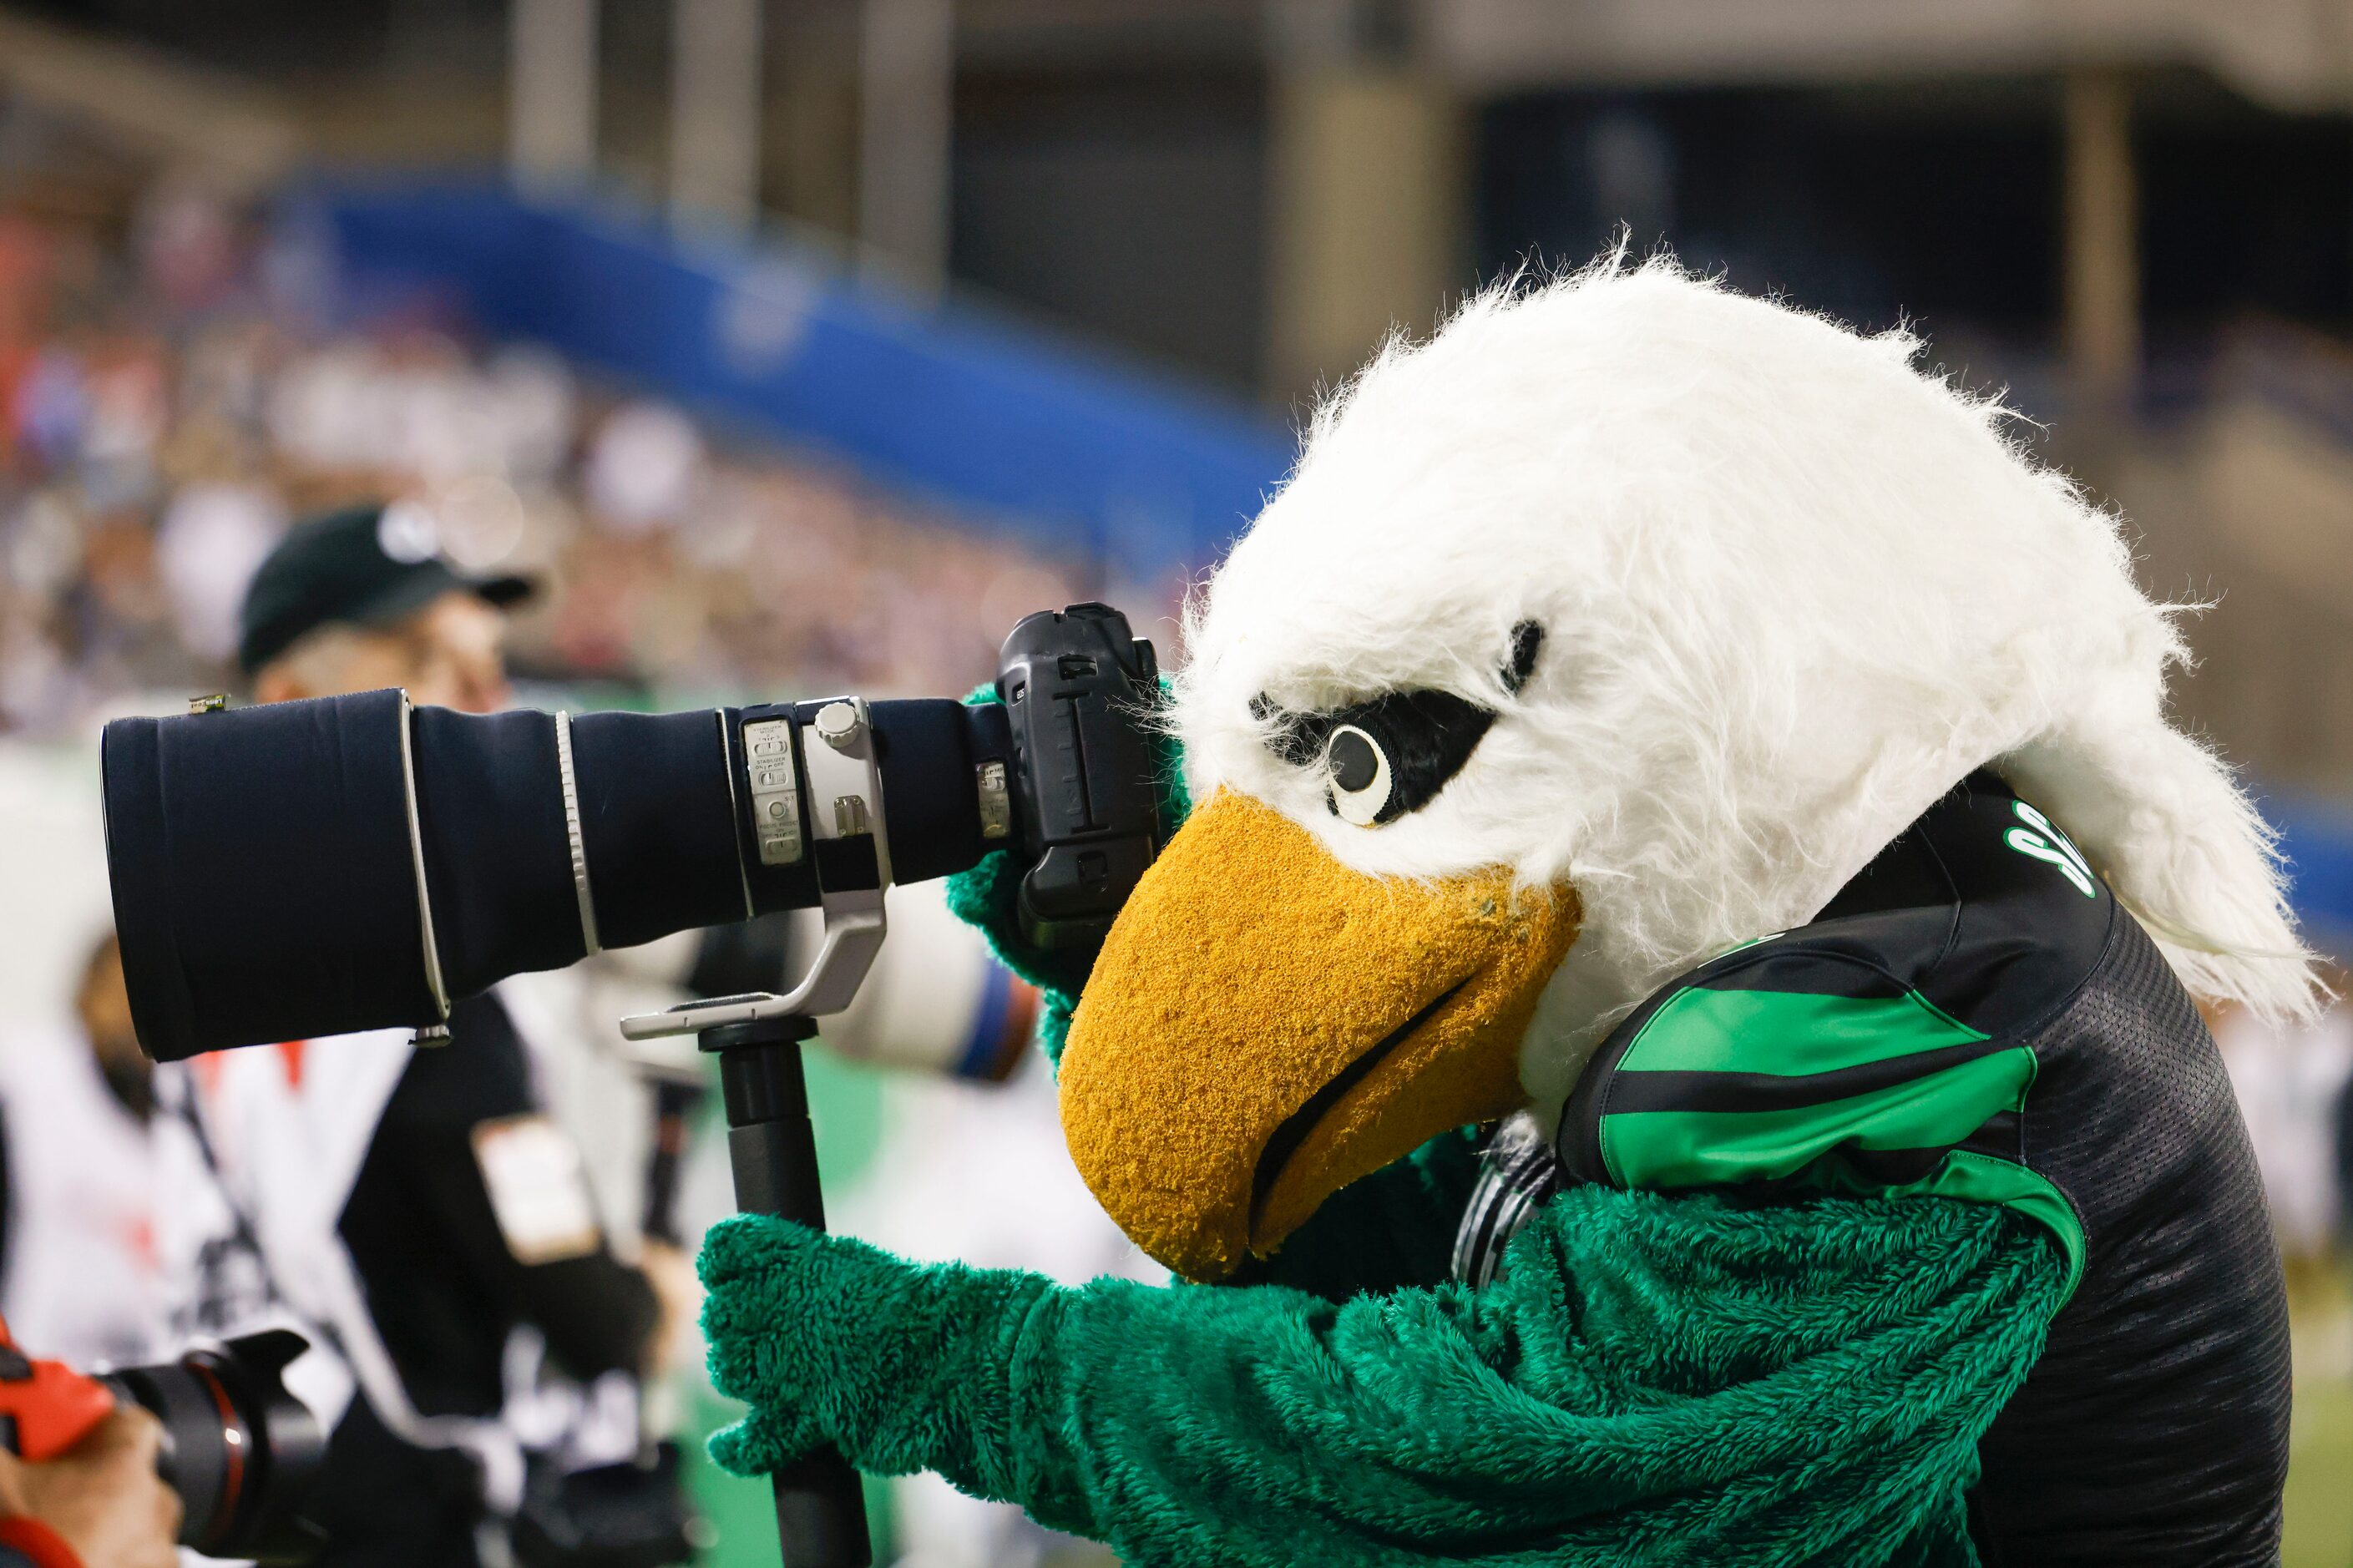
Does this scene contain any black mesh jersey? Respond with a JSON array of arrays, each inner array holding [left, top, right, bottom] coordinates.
[[1454, 770, 2290, 1565]]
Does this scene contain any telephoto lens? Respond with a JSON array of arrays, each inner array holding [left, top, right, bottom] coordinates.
[[98, 1330, 328, 1562], [99, 603, 1164, 1060]]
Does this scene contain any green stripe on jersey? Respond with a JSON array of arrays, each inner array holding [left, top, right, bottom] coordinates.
[[1599, 1044, 2085, 1300], [1602, 1045, 2037, 1190], [1793, 1151, 2087, 1301], [1617, 986, 1989, 1079]]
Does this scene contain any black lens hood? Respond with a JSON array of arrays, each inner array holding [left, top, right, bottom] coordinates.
[[104, 691, 441, 1061]]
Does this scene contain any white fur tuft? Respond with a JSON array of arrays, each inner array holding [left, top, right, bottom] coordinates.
[[1171, 255, 2322, 1114]]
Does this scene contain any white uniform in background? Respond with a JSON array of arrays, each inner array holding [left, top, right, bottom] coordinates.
[[498, 957, 695, 1471], [2214, 1003, 2353, 1257], [151, 1028, 536, 1505], [0, 1023, 168, 1368]]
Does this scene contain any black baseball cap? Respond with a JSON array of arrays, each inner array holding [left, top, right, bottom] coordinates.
[[237, 501, 535, 675]]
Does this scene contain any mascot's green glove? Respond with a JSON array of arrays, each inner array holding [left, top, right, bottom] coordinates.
[[700, 1168, 2066, 1568]]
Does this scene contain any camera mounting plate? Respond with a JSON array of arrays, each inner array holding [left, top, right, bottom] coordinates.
[[617, 885, 887, 1040], [619, 695, 892, 1042]]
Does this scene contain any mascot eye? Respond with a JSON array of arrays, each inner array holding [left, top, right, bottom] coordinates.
[[1324, 726, 1391, 826], [1252, 620, 1545, 828], [1255, 692, 1490, 825]]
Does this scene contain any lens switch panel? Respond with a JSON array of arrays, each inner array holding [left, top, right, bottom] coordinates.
[[742, 719, 805, 866]]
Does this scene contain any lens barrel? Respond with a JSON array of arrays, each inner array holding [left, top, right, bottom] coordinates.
[[100, 1329, 326, 1562], [103, 693, 1014, 1060]]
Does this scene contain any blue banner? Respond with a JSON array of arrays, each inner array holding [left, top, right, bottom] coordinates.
[[2276, 796, 2353, 949], [309, 180, 1296, 577]]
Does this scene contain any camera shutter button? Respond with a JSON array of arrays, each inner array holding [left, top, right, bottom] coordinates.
[[814, 702, 862, 750]]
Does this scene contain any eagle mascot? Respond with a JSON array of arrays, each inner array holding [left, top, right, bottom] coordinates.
[[699, 259, 2317, 1567]]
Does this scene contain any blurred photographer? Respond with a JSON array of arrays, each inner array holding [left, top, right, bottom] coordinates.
[[0, 929, 182, 1568], [162, 502, 691, 1567], [0, 933, 165, 1373]]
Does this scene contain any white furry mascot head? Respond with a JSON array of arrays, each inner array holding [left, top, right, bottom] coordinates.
[[1055, 258, 2320, 1282]]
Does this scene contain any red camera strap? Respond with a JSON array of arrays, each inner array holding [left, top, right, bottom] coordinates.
[[0, 1516, 83, 1568]]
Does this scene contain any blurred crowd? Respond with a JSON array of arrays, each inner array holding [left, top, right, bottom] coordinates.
[[2219, 984, 2353, 1287], [0, 185, 1084, 738], [0, 183, 1127, 1568]]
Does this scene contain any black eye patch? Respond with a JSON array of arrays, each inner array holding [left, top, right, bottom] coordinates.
[[1503, 621, 1544, 694], [1252, 688, 1491, 823], [1252, 621, 1545, 826]]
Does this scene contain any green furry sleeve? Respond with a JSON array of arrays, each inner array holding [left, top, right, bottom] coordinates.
[[701, 1186, 2065, 1568]]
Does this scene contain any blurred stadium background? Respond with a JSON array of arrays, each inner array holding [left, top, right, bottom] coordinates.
[[1, 1, 2351, 1562]]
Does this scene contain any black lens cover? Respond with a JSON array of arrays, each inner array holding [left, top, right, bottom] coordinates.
[[102, 691, 440, 1061]]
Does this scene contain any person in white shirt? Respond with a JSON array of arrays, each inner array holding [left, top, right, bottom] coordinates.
[[0, 932, 167, 1370]]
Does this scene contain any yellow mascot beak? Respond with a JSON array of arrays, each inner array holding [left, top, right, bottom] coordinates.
[[1057, 791, 1580, 1282]]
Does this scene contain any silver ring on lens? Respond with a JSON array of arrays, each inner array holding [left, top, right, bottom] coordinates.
[[397, 691, 451, 1022], [554, 711, 602, 955], [716, 709, 757, 918]]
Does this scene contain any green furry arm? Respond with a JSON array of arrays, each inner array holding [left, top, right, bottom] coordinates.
[[701, 1187, 2065, 1568]]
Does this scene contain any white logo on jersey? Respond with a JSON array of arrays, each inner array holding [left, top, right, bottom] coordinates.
[[2006, 800, 2097, 898]]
